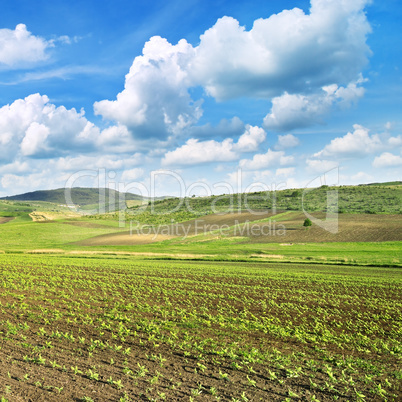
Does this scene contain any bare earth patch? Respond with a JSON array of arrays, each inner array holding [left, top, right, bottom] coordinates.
[[26, 249, 65, 254], [77, 212, 402, 246], [251, 254, 284, 259], [29, 211, 80, 222], [0, 217, 14, 224]]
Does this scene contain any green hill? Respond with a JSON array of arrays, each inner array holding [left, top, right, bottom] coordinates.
[[1, 182, 401, 221], [365, 181, 402, 186], [110, 182, 402, 225], [0, 187, 145, 210]]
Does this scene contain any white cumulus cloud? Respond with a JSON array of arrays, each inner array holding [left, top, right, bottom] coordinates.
[[388, 135, 402, 147], [162, 138, 237, 166], [306, 158, 339, 174], [0, 24, 51, 67], [264, 80, 365, 131], [0, 93, 99, 162], [372, 152, 402, 168], [162, 125, 266, 166], [275, 134, 300, 150], [94, 36, 202, 139], [95, 0, 372, 138], [191, 0, 371, 100], [20, 122, 50, 156], [276, 167, 296, 177], [239, 149, 294, 170], [314, 124, 383, 159], [121, 168, 145, 182], [233, 125, 266, 152]]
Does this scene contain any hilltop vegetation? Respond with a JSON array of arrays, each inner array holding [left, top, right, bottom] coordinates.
[[0, 187, 145, 212], [85, 183, 402, 225], [0, 201, 33, 218], [1, 182, 401, 224]]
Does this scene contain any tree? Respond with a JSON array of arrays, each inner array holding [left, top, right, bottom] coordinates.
[[303, 218, 312, 227]]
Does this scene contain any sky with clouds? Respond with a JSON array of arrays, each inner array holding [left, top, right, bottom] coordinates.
[[0, 0, 401, 197]]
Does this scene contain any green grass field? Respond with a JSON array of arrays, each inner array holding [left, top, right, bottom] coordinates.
[[1, 210, 401, 267]]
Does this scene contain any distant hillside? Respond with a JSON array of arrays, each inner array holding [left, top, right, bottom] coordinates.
[[365, 181, 402, 186], [0, 188, 145, 207], [1, 182, 401, 219], [110, 181, 402, 225]]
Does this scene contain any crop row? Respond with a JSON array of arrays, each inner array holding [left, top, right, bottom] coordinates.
[[0, 254, 401, 401]]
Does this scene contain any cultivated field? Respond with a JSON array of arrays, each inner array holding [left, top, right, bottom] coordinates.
[[0, 183, 401, 401], [0, 255, 401, 401], [78, 211, 402, 246]]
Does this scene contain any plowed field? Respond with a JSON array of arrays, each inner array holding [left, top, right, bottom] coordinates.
[[0, 254, 400, 401]]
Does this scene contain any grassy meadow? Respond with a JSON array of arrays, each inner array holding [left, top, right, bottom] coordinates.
[[0, 183, 401, 400]]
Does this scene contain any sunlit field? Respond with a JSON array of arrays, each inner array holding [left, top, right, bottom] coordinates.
[[0, 254, 401, 401]]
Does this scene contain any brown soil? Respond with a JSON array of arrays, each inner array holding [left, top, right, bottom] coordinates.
[[0, 217, 14, 224], [78, 211, 275, 246], [0, 329, 339, 402], [78, 212, 402, 246], [245, 212, 402, 243], [26, 249, 66, 254], [30, 211, 81, 222], [81, 233, 176, 245], [1, 258, 400, 401], [63, 220, 121, 229], [0, 329, 318, 402]]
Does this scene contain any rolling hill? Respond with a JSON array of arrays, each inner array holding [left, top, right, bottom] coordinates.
[[109, 181, 402, 225], [1, 181, 401, 219], [0, 187, 145, 207]]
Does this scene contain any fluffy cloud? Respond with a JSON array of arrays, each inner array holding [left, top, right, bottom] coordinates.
[[306, 158, 339, 174], [95, 124, 145, 153], [121, 168, 145, 182], [162, 125, 266, 166], [275, 134, 300, 150], [0, 1, 377, 196], [94, 36, 202, 139], [388, 135, 402, 147], [0, 151, 146, 197], [162, 138, 236, 166], [0, 169, 62, 195], [225, 169, 301, 192], [191, 0, 371, 100], [95, 0, 371, 138], [55, 154, 142, 172], [0, 93, 99, 162], [20, 122, 50, 156], [276, 167, 296, 177], [187, 117, 245, 140], [239, 149, 294, 170], [264, 80, 365, 131], [314, 124, 384, 159], [342, 171, 374, 184], [233, 125, 266, 152], [0, 24, 51, 67], [372, 152, 402, 168]]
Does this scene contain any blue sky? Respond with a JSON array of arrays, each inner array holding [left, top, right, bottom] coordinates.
[[0, 0, 401, 197]]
